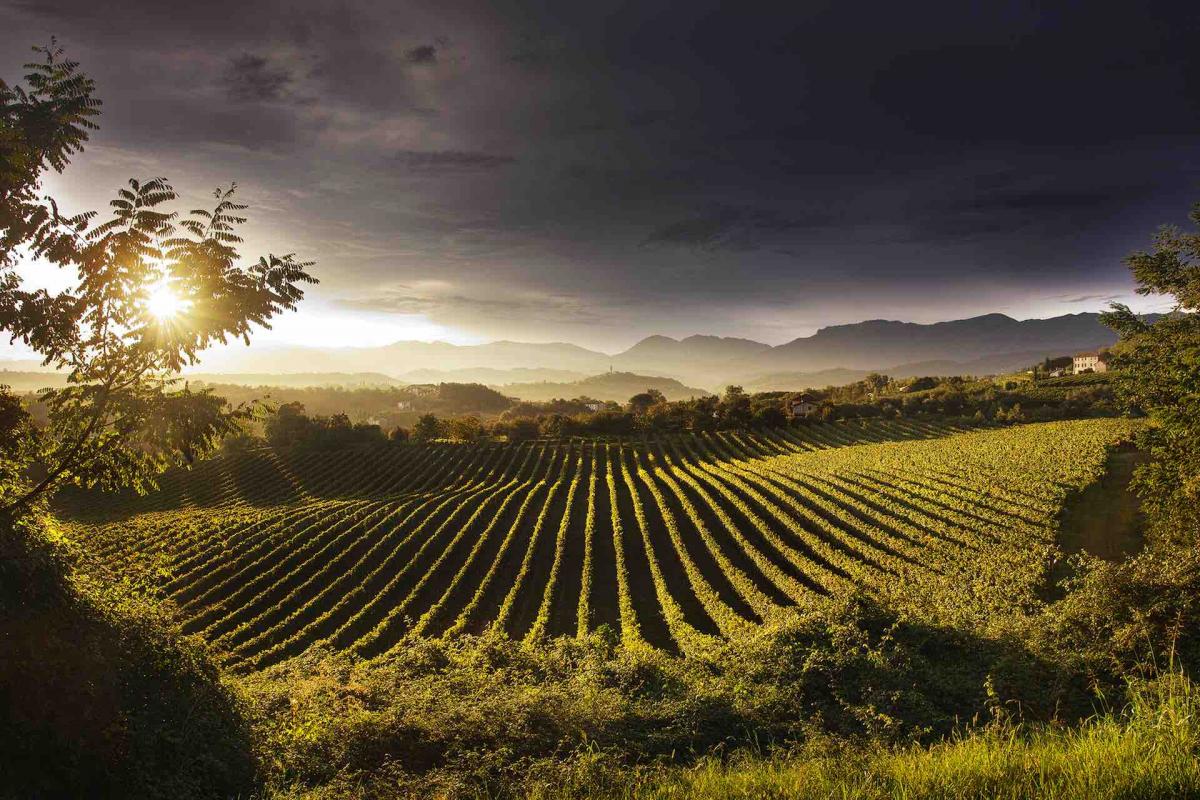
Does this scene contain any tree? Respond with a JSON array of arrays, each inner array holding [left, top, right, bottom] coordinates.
[[503, 418, 540, 443], [0, 44, 316, 519], [264, 402, 312, 449], [863, 373, 890, 394], [448, 415, 484, 443], [411, 413, 443, 443], [1102, 201, 1200, 545], [718, 385, 751, 428], [627, 388, 665, 415]]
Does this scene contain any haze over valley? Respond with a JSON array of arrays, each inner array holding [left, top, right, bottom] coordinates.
[[173, 310, 1133, 392]]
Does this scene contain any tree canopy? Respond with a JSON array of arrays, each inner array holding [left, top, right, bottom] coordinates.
[[1102, 202, 1200, 545], [0, 43, 316, 518]]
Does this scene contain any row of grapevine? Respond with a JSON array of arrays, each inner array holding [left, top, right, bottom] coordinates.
[[65, 418, 1139, 666]]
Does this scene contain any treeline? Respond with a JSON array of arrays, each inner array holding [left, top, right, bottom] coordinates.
[[190, 380, 512, 430], [237, 373, 1120, 450], [810, 371, 1119, 422]]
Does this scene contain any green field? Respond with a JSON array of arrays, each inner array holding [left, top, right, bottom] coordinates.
[[66, 418, 1138, 669]]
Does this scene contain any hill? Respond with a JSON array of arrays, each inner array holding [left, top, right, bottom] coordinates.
[[609, 334, 771, 384], [0, 369, 70, 392], [498, 371, 712, 402], [399, 366, 588, 385], [193, 339, 613, 376]]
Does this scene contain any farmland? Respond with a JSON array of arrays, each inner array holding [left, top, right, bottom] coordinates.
[[65, 417, 1138, 668]]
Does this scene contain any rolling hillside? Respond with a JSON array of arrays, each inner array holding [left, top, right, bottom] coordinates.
[[66, 418, 1136, 669], [498, 371, 712, 402]]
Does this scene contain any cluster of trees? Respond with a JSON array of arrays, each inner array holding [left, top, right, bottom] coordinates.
[[245, 374, 1123, 449], [259, 402, 386, 450], [445, 386, 797, 440], [800, 373, 1118, 423], [195, 380, 512, 431]]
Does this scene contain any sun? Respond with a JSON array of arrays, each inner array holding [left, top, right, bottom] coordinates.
[[144, 276, 189, 319]]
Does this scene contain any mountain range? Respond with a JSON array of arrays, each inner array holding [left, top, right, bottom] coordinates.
[[175, 311, 1125, 389], [2, 312, 1128, 392]]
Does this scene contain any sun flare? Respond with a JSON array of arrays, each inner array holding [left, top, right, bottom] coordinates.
[[145, 277, 189, 319]]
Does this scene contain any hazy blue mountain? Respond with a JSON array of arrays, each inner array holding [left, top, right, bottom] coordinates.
[[194, 339, 611, 375], [184, 312, 1139, 389], [401, 367, 589, 385], [733, 313, 1124, 376], [614, 334, 770, 365]]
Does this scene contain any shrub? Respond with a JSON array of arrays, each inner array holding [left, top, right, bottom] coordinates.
[[0, 516, 257, 798]]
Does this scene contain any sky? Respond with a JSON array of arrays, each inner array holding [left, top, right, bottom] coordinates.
[[2, 0, 1198, 355]]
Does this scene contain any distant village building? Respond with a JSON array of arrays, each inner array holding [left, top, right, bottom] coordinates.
[[585, 401, 604, 412], [1073, 351, 1109, 374], [789, 393, 819, 418]]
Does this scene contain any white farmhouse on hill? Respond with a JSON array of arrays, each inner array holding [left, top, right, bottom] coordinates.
[[1072, 351, 1109, 373]]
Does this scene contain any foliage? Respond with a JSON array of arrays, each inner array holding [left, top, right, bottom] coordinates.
[[620, 672, 1200, 800], [0, 45, 316, 518], [264, 402, 386, 450], [0, 512, 256, 798], [240, 596, 1024, 799], [411, 412, 445, 442], [0, 39, 98, 270], [448, 414, 486, 442], [1102, 201, 1200, 545], [241, 615, 1199, 800], [627, 388, 666, 415]]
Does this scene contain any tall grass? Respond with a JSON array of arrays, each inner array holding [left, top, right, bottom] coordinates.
[[626, 672, 1199, 800]]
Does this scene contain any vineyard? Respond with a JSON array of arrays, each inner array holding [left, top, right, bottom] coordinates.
[[64, 417, 1138, 668]]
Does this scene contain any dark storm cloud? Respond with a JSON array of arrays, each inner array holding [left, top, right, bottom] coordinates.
[[1061, 294, 1124, 304], [910, 173, 1161, 243], [393, 149, 517, 173], [335, 284, 601, 324], [223, 54, 293, 102], [642, 205, 833, 252], [405, 44, 438, 64], [2, 0, 1199, 347]]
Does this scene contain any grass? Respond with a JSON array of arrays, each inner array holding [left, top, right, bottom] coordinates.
[[619, 673, 1200, 800]]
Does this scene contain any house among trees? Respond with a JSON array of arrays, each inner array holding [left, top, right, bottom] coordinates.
[[1073, 351, 1109, 373], [789, 393, 819, 418]]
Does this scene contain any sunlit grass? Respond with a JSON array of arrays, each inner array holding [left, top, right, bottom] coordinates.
[[512, 672, 1200, 800], [627, 674, 1199, 800]]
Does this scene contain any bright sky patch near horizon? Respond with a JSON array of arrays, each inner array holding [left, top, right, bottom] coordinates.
[[0, 0, 1194, 359]]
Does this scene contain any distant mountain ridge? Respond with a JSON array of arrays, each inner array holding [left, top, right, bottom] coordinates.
[[184, 372, 403, 388], [743, 313, 1125, 375], [184, 311, 1134, 388], [499, 371, 710, 403]]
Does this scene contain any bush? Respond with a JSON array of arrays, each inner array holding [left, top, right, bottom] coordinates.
[[0, 516, 257, 798], [240, 595, 1059, 798]]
